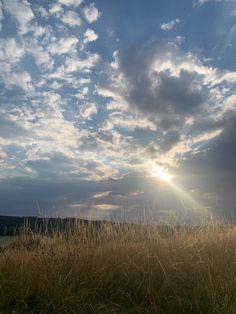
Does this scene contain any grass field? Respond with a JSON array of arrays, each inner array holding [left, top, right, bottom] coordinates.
[[1, 221, 236, 313]]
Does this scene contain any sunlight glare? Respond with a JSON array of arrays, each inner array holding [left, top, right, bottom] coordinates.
[[153, 165, 174, 182]]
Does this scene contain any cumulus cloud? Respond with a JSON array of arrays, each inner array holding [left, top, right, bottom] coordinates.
[[83, 28, 98, 43], [98, 39, 236, 160], [61, 10, 82, 26], [0, 115, 29, 139], [57, 0, 83, 7], [0, 38, 24, 63], [49, 3, 64, 16], [83, 3, 101, 23], [35, 6, 48, 19], [79, 102, 97, 120], [195, 0, 234, 4], [4, 71, 32, 92], [48, 36, 79, 55], [0, 37, 35, 92], [3, 0, 34, 34], [1, 0, 235, 220], [99, 41, 207, 144], [27, 42, 54, 70], [65, 53, 100, 72], [160, 18, 180, 31]]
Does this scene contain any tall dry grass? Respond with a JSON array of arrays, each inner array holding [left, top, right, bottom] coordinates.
[[1, 220, 236, 313]]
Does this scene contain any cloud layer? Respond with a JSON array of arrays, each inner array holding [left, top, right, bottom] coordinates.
[[0, 0, 236, 220]]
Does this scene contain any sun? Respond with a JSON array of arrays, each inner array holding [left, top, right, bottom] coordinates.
[[153, 165, 174, 182]]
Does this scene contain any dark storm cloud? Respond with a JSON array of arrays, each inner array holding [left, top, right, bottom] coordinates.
[[97, 38, 236, 219], [177, 112, 236, 218], [118, 41, 207, 116], [0, 173, 183, 219], [0, 176, 101, 216], [99, 40, 210, 152], [26, 153, 81, 178], [179, 112, 236, 176]]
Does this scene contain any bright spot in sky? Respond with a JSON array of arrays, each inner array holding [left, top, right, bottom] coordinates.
[[153, 166, 174, 182]]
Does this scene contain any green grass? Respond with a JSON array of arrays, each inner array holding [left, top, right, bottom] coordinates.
[[1, 221, 236, 313]]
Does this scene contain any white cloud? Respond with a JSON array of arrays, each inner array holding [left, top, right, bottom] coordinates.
[[61, 10, 82, 26], [80, 103, 97, 120], [65, 53, 100, 72], [78, 78, 90, 85], [4, 71, 32, 92], [28, 43, 54, 70], [49, 81, 63, 90], [0, 38, 24, 63], [76, 87, 89, 99], [195, 0, 234, 4], [49, 3, 64, 15], [35, 6, 48, 19], [29, 24, 46, 37], [4, 30, 54, 71], [57, 0, 83, 7], [13, 92, 80, 159], [83, 3, 101, 24], [83, 28, 98, 44], [48, 36, 79, 55], [0, 38, 35, 92], [92, 191, 112, 198], [160, 18, 180, 31], [3, 0, 34, 34], [105, 112, 156, 132], [174, 36, 185, 45]]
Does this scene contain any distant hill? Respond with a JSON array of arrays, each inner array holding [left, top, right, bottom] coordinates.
[[0, 215, 103, 236], [0, 215, 203, 237]]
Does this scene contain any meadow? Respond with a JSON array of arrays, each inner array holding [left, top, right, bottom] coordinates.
[[1, 220, 236, 313]]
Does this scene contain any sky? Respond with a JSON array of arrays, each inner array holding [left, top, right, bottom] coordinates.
[[0, 0, 236, 221]]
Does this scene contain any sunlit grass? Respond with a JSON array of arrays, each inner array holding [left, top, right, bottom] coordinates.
[[1, 220, 236, 313]]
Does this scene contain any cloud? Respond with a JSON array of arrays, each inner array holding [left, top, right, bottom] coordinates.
[[61, 10, 82, 26], [79, 102, 97, 120], [0, 37, 35, 92], [3, 0, 34, 34], [83, 28, 98, 44], [0, 0, 235, 220], [195, 0, 234, 4], [92, 191, 112, 198], [98, 38, 236, 164], [0, 115, 29, 139], [49, 3, 64, 16], [0, 91, 81, 168], [177, 111, 236, 218], [65, 53, 100, 72], [0, 38, 24, 63], [0, 173, 183, 219], [0, 2, 3, 31], [35, 6, 48, 19], [83, 3, 101, 24], [4, 71, 32, 92], [57, 0, 83, 7], [26, 153, 80, 178], [160, 19, 180, 31], [26, 40, 54, 70], [99, 41, 209, 148], [48, 36, 79, 55]]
